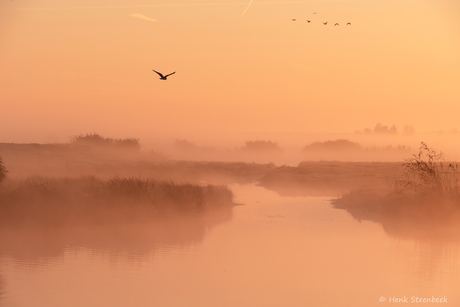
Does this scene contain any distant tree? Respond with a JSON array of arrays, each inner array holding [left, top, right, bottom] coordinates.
[[363, 128, 372, 134], [70, 132, 113, 146], [357, 123, 400, 135], [242, 140, 283, 153], [0, 156, 8, 184], [373, 123, 398, 135], [70, 133, 140, 151]]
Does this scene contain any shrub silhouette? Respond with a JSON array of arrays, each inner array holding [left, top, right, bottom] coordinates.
[[394, 142, 460, 199], [70, 133, 140, 151]]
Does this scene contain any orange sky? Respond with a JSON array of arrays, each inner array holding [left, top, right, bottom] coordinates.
[[1, 0, 459, 144]]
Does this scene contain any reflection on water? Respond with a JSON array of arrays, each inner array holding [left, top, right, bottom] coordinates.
[[0, 206, 233, 262], [1, 184, 459, 307], [331, 191, 460, 242]]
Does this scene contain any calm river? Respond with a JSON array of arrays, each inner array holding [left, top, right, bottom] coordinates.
[[1, 184, 459, 307]]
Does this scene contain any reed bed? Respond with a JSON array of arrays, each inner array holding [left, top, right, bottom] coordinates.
[[0, 176, 234, 226], [332, 143, 460, 226], [393, 142, 460, 199]]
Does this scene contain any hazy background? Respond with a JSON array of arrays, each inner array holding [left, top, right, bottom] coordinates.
[[1, 0, 459, 160]]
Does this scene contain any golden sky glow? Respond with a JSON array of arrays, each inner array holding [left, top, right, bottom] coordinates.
[[1, 0, 459, 144]]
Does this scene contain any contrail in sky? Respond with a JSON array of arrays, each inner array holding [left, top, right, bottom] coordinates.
[[241, 0, 254, 16], [5, 3, 242, 10], [3, 0, 385, 11], [130, 13, 157, 22]]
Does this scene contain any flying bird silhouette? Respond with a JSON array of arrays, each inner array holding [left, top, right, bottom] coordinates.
[[307, 20, 311, 23], [347, 22, 351, 25], [152, 70, 175, 80], [323, 21, 328, 25], [292, 19, 297, 21], [334, 23, 339, 26]]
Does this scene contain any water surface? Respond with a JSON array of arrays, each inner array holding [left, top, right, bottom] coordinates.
[[1, 184, 459, 307]]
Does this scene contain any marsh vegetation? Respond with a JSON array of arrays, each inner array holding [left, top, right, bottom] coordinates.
[[394, 142, 460, 199], [332, 143, 460, 238], [70, 132, 141, 151], [0, 176, 235, 226], [0, 137, 275, 183], [0, 134, 242, 261], [2, 134, 458, 241]]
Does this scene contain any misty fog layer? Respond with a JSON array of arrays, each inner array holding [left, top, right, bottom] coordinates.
[[1, 0, 460, 305]]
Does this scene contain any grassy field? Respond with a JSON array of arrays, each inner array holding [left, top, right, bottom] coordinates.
[[0, 141, 413, 199], [0, 143, 275, 183], [258, 161, 406, 196]]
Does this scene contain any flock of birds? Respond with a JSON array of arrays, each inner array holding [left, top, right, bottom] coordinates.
[[152, 13, 351, 82], [292, 12, 351, 26]]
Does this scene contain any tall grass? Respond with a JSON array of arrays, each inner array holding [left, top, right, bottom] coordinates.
[[394, 142, 460, 199], [0, 156, 7, 184], [331, 142, 460, 233], [0, 176, 234, 226]]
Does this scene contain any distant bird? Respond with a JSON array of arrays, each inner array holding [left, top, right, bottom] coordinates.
[[313, 12, 317, 15], [292, 19, 297, 21], [347, 22, 351, 25], [307, 20, 311, 23], [323, 21, 328, 25], [152, 70, 175, 80], [334, 23, 339, 26]]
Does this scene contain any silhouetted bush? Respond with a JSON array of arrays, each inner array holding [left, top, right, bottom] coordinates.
[[394, 142, 460, 199], [70, 132, 113, 146], [332, 143, 460, 230], [114, 137, 141, 150], [69, 133, 140, 151]]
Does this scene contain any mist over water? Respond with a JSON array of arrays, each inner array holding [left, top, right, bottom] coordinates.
[[1, 0, 460, 305], [1, 134, 460, 306], [1, 132, 460, 307], [1, 183, 459, 307]]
